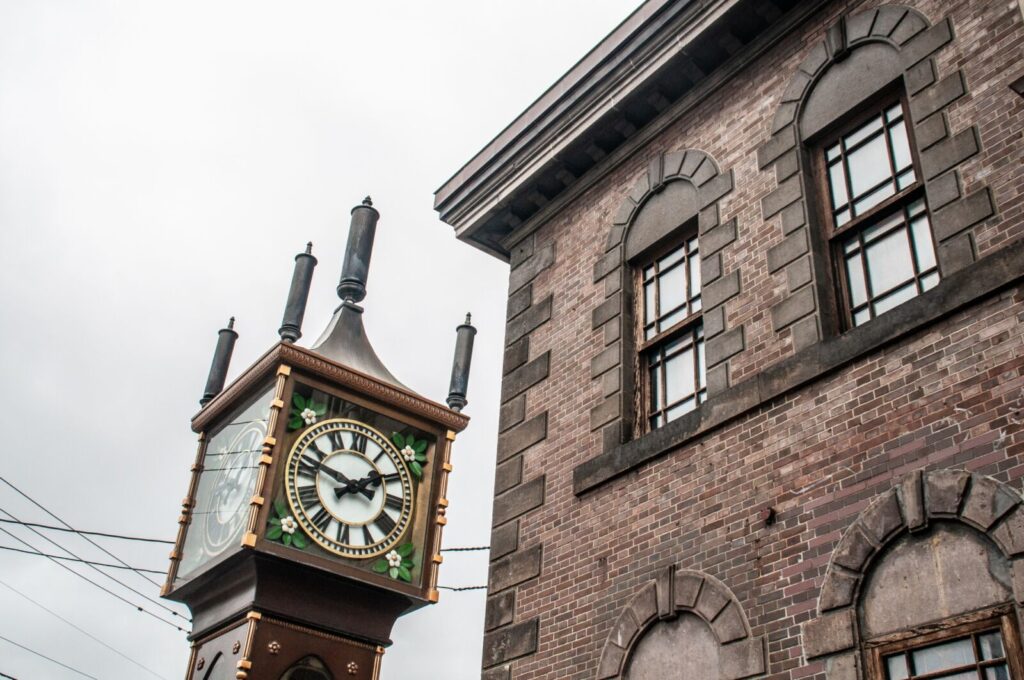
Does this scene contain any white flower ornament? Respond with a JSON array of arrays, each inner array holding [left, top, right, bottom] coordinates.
[[401, 445, 416, 463], [300, 407, 317, 425], [386, 550, 402, 568], [280, 516, 297, 534]]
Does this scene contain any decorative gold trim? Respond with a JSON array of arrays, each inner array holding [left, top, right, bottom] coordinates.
[[436, 516, 448, 526], [250, 496, 264, 506], [259, 454, 273, 465], [442, 462, 453, 472], [277, 365, 292, 376], [241, 532, 257, 547], [428, 589, 439, 603], [263, 435, 277, 447], [243, 371, 289, 540], [432, 554, 443, 564], [438, 498, 449, 508], [445, 430, 457, 441], [259, 614, 381, 650], [271, 398, 284, 409], [247, 611, 262, 621], [237, 659, 252, 670]]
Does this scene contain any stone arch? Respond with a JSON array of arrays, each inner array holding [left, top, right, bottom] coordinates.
[[757, 4, 991, 348], [802, 470, 1024, 678], [589, 149, 739, 451], [596, 565, 765, 680]]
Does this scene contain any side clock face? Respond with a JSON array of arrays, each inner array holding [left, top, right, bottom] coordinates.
[[284, 419, 414, 558]]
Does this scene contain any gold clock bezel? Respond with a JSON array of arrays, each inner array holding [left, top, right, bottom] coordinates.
[[284, 418, 414, 559]]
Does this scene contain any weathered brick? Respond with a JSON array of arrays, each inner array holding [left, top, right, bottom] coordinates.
[[489, 545, 542, 592], [497, 412, 547, 462], [501, 352, 550, 403], [492, 476, 545, 527], [505, 295, 552, 346], [481, 619, 538, 668]]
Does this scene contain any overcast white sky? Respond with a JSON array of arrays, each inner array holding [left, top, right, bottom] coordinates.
[[0, 2, 639, 678]]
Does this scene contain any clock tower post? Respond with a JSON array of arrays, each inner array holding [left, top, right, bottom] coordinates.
[[162, 197, 475, 680]]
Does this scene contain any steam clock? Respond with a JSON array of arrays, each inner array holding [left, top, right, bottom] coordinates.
[[162, 198, 476, 679]]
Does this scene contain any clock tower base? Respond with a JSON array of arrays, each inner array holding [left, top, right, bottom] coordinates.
[[186, 610, 384, 680]]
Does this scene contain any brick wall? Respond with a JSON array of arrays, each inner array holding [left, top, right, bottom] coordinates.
[[481, 1, 1024, 678]]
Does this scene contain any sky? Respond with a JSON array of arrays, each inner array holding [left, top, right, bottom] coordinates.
[[0, 1, 639, 678]]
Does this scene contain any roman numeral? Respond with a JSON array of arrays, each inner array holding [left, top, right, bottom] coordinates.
[[337, 522, 350, 544], [297, 485, 319, 506], [328, 430, 344, 452], [374, 512, 396, 536], [362, 526, 374, 546], [373, 450, 386, 464], [385, 494, 404, 511], [297, 455, 320, 479], [349, 433, 368, 453], [381, 473, 400, 483], [311, 507, 331, 533]]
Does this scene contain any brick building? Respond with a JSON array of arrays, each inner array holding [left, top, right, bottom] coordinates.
[[435, 1, 1024, 679]]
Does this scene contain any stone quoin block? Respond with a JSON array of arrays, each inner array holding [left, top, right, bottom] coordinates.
[[489, 520, 519, 561], [482, 619, 539, 668], [504, 296, 552, 347], [492, 476, 545, 527], [501, 352, 550, 403], [493, 456, 523, 496], [498, 394, 526, 433], [488, 544, 542, 593], [497, 412, 548, 462], [803, 609, 856, 658], [485, 590, 516, 630], [508, 243, 554, 293]]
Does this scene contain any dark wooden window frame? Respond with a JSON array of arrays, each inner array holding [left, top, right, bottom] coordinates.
[[864, 607, 1024, 680], [809, 87, 941, 330], [633, 224, 706, 432]]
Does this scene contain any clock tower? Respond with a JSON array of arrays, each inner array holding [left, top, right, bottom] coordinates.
[[162, 198, 476, 680]]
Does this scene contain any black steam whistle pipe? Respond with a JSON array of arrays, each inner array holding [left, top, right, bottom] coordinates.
[[336, 197, 379, 304], [200, 317, 238, 406], [278, 242, 318, 343], [446, 313, 476, 412]]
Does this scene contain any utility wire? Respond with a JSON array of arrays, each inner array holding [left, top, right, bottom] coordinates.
[[441, 546, 489, 552], [0, 544, 165, 574], [0, 475, 166, 589], [0, 633, 99, 679], [0, 671, 18, 679], [438, 585, 488, 591], [0, 576, 171, 680], [0, 505, 187, 623], [0, 518, 173, 545], [0, 525, 187, 632]]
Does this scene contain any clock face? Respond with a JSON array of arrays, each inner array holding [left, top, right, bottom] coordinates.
[[284, 419, 414, 558], [177, 385, 273, 583]]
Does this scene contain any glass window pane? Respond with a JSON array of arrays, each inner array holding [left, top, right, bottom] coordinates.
[[666, 397, 696, 423], [661, 307, 687, 330], [644, 264, 656, 280], [826, 143, 841, 161], [979, 632, 1005, 661], [886, 654, 909, 680], [846, 113, 885, 148], [847, 133, 892, 199], [690, 252, 701, 295], [921, 271, 940, 291], [865, 228, 915, 295], [845, 252, 868, 307], [861, 210, 905, 243], [659, 265, 687, 318], [874, 282, 918, 316], [854, 308, 871, 326], [687, 237, 698, 255], [908, 198, 927, 217], [659, 246, 685, 269], [911, 637, 975, 675], [911, 216, 937, 272], [644, 281, 656, 327], [691, 296, 702, 313], [697, 337, 706, 389], [836, 209, 851, 227], [986, 665, 1011, 680], [649, 362, 661, 411], [664, 348, 696, 406], [854, 181, 896, 216], [829, 162, 849, 209], [897, 168, 917, 190], [889, 118, 913, 171], [885, 104, 902, 123]]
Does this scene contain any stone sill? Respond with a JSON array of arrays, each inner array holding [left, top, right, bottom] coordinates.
[[573, 238, 1024, 495]]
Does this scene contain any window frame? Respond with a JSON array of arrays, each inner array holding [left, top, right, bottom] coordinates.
[[864, 608, 1024, 680], [633, 225, 706, 432], [810, 87, 939, 330]]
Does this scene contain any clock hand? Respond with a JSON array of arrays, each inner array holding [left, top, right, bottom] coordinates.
[[321, 465, 375, 501]]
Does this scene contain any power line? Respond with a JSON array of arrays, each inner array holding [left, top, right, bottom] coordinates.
[[0, 518, 173, 545], [0, 475, 167, 589], [0, 524, 187, 633], [0, 671, 18, 679], [0, 544, 165, 574], [0, 576, 171, 680], [441, 546, 489, 552], [0, 505, 187, 623], [0, 633, 99, 679], [438, 585, 488, 591]]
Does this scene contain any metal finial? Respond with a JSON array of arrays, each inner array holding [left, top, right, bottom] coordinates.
[[446, 313, 477, 412], [200, 318, 239, 406], [279, 243, 318, 343], [336, 198, 380, 303], [464, 313, 472, 324]]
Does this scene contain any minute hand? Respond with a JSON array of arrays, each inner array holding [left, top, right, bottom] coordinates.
[[320, 465, 375, 500]]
